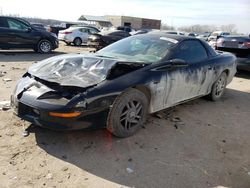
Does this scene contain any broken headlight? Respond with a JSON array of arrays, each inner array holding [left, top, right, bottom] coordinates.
[[75, 100, 87, 108]]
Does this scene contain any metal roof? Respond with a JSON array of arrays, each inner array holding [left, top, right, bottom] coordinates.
[[79, 15, 110, 22]]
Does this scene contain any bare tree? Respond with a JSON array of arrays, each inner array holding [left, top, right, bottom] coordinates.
[[161, 23, 175, 30], [220, 24, 237, 33], [178, 24, 218, 33]]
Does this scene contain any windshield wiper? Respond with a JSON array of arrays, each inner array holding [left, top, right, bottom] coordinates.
[[95, 54, 116, 59]]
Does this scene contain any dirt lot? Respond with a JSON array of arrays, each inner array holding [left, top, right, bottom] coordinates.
[[0, 44, 250, 188]]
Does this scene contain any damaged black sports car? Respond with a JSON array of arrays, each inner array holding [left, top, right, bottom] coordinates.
[[11, 33, 237, 137]]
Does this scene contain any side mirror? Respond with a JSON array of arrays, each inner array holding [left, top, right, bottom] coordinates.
[[170, 59, 188, 67], [27, 27, 32, 32]]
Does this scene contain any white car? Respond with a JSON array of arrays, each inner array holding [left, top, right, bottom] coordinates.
[[207, 31, 230, 49], [58, 26, 100, 46], [208, 31, 230, 42]]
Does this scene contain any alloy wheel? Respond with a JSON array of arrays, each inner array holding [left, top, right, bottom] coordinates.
[[40, 41, 51, 53], [214, 76, 226, 97], [119, 100, 143, 131]]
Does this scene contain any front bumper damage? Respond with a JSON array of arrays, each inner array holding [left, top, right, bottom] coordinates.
[[11, 76, 110, 130]]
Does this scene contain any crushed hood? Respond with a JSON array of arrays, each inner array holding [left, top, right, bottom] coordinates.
[[28, 54, 119, 88]]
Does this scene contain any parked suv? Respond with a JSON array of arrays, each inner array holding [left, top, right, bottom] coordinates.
[[0, 16, 58, 53]]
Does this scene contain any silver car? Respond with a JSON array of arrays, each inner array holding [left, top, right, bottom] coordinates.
[[58, 26, 100, 46]]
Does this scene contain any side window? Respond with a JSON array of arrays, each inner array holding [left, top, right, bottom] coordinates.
[[79, 28, 88, 33], [88, 28, 98, 34], [6, 18, 29, 31], [173, 40, 208, 63]]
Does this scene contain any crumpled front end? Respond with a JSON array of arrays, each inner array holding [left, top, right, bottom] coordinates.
[[11, 53, 147, 130], [28, 54, 118, 88], [11, 75, 110, 130]]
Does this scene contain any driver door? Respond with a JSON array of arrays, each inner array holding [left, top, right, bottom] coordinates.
[[5, 18, 34, 48], [149, 40, 214, 112]]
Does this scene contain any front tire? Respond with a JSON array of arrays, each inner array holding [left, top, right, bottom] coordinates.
[[37, 39, 52, 53], [107, 88, 149, 138], [73, 37, 82, 46], [209, 72, 227, 101]]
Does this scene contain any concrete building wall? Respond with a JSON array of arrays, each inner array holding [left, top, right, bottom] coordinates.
[[106, 15, 161, 30], [106, 15, 122, 27], [121, 16, 142, 30], [142, 18, 161, 29]]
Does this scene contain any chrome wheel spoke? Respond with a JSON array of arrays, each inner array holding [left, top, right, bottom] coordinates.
[[136, 105, 142, 114], [120, 116, 127, 122], [130, 119, 139, 124], [135, 115, 141, 119], [121, 109, 129, 117], [215, 76, 226, 96]]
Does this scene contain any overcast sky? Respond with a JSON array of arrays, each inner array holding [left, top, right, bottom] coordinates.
[[0, 0, 249, 33]]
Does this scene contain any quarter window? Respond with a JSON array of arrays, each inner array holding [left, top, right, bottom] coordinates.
[[173, 40, 208, 63], [79, 28, 88, 33]]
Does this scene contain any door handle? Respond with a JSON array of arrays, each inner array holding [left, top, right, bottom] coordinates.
[[153, 80, 160, 84]]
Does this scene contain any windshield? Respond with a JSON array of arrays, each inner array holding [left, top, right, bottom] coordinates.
[[97, 34, 178, 63]]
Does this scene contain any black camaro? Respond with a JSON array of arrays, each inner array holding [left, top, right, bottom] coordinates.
[[12, 33, 236, 137]]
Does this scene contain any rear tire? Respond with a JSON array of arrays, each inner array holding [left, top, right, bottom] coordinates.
[[209, 72, 227, 101], [107, 88, 148, 138], [73, 38, 82, 46], [37, 39, 52, 53]]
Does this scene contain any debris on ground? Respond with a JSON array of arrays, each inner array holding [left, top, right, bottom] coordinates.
[[22, 130, 29, 137], [0, 101, 11, 111], [171, 117, 181, 122], [174, 121, 185, 129], [0, 71, 7, 77], [126, 167, 134, 173], [155, 112, 164, 119], [61, 167, 68, 171], [46, 173, 53, 179], [11, 67, 21, 70], [3, 78, 12, 82]]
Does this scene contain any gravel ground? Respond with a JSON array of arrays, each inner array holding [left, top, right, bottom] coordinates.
[[0, 43, 250, 188]]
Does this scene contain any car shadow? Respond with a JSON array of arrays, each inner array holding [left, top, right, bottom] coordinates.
[[28, 88, 250, 188], [0, 51, 65, 62], [235, 70, 250, 79]]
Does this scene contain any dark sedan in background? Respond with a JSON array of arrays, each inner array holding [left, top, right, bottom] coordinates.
[[12, 33, 236, 137], [216, 35, 250, 71], [87, 30, 131, 50], [0, 16, 58, 53]]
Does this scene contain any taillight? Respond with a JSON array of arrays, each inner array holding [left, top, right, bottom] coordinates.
[[62, 32, 72, 34], [243, 42, 250, 48]]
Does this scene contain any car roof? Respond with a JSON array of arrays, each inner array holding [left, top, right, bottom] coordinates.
[[70, 26, 99, 30], [0, 16, 30, 24], [144, 32, 195, 41]]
